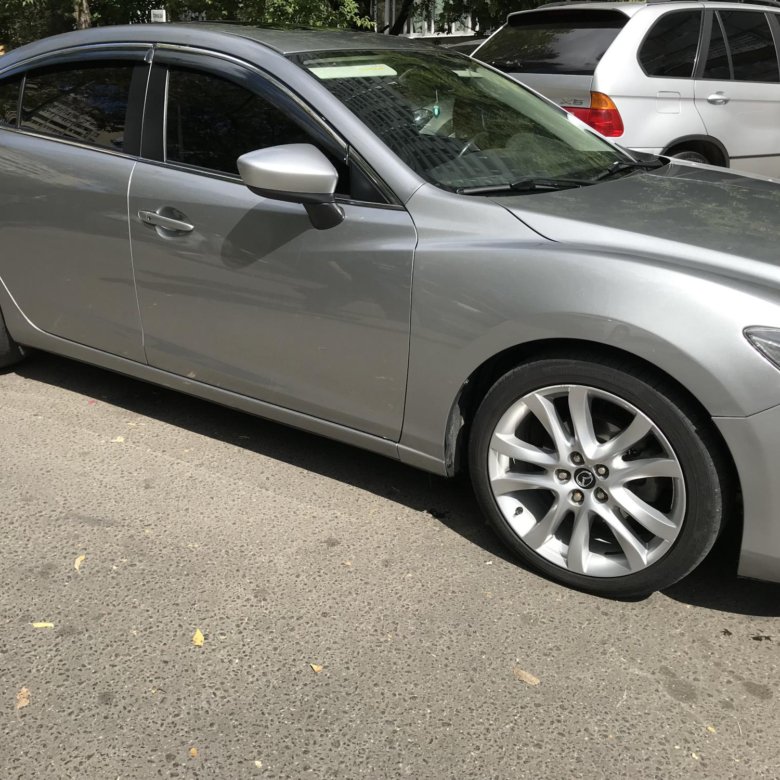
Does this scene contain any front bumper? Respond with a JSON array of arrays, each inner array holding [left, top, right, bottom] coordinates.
[[715, 404, 780, 583]]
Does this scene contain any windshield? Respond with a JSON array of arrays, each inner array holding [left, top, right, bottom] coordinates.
[[292, 49, 630, 193]]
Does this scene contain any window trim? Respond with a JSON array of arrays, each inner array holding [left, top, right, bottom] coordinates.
[[636, 8, 705, 80], [143, 45, 401, 209]]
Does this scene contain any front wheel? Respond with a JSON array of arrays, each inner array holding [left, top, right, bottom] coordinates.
[[469, 357, 725, 597]]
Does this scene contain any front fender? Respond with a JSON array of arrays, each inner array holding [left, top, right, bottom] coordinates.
[[398, 186, 780, 472]]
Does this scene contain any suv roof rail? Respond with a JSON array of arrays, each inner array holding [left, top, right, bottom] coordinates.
[[529, 0, 780, 8], [532, 0, 635, 7], [646, 0, 780, 6]]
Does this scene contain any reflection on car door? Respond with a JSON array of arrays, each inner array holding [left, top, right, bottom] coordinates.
[[128, 54, 417, 440], [0, 53, 149, 360], [694, 10, 780, 176]]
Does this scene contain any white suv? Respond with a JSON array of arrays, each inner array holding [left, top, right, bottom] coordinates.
[[473, 0, 780, 175]]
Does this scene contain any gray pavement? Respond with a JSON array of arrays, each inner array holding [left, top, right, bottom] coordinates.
[[1, 353, 778, 780]]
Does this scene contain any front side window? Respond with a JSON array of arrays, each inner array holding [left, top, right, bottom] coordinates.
[[0, 75, 21, 128], [295, 49, 629, 193], [639, 11, 702, 78], [20, 63, 133, 150], [165, 68, 311, 174]]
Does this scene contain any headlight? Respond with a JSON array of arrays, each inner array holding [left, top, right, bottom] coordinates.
[[745, 326, 780, 369]]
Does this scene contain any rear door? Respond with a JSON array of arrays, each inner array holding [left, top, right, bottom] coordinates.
[[694, 9, 780, 176], [473, 9, 629, 107], [0, 49, 149, 361]]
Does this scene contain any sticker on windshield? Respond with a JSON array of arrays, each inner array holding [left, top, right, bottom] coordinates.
[[310, 64, 398, 79]]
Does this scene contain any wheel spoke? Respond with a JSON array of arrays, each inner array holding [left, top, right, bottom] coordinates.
[[567, 508, 592, 574], [522, 498, 569, 549], [592, 502, 647, 572], [523, 392, 570, 458], [490, 432, 558, 467], [610, 487, 679, 541], [567, 386, 600, 459], [615, 457, 682, 484], [597, 414, 652, 460], [491, 472, 557, 495]]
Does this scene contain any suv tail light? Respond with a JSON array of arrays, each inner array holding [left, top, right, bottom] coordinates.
[[565, 92, 624, 137]]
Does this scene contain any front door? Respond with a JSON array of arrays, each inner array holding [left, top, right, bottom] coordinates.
[[128, 53, 416, 439]]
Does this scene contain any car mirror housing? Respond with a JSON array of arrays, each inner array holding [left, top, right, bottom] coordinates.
[[237, 144, 345, 230]]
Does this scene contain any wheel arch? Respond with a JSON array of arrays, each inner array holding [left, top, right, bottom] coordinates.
[[662, 135, 729, 167], [443, 338, 740, 507]]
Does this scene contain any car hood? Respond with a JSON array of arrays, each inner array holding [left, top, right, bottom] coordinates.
[[494, 162, 780, 286]]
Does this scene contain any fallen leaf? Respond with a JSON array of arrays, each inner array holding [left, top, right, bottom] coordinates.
[[189, 747, 199, 758], [31, 622, 54, 629], [15, 687, 30, 709], [512, 665, 540, 686], [254, 760, 263, 769], [691, 752, 700, 761], [192, 628, 205, 647], [706, 725, 717, 734], [310, 663, 323, 674], [111, 436, 125, 443], [721, 628, 733, 637], [751, 634, 772, 642], [74, 554, 86, 572], [87, 399, 96, 406]]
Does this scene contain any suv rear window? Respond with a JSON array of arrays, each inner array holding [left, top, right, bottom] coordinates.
[[476, 9, 629, 75]]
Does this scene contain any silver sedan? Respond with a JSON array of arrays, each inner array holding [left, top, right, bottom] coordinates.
[[1, 24, 779, 596]]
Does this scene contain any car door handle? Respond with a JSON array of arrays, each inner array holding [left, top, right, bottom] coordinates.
[[138, 209, 194, 233], [707, 92, 730, 105]]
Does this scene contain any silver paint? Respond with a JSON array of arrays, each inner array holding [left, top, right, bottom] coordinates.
[[2, 25, 780, 584]]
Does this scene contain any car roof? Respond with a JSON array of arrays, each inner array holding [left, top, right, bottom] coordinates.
[[0, 22, 432, 70]]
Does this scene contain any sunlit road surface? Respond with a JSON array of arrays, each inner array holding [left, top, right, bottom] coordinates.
[[1, 353, 778, 779]]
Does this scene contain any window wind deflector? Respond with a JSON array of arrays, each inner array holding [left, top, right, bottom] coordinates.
[[457, 176, 592, 195]]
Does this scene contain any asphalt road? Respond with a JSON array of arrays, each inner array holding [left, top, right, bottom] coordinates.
[[1, 353, 778, 779]]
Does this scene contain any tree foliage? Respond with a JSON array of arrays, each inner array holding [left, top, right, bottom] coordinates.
[[0, 0, 539, 50]]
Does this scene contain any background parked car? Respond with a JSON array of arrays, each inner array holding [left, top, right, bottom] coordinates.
[[473, 0, 780, 174]]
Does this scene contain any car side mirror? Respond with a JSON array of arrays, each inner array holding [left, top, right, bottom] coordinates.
[[237, 144, 345, 230]]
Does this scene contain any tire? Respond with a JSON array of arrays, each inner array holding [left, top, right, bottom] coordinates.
[[0, 307, 24, 369], [468, 356, 725, 598], [670, 149, 710, 165]]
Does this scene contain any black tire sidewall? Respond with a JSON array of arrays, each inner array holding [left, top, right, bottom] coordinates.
[[469, 358, 723, 597]]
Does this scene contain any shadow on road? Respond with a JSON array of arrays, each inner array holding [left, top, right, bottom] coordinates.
[[12, 353, 780, 618]]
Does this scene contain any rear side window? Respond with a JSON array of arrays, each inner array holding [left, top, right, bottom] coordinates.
[[0, 75, 21, 127], [476, 9, 628, 75], [639, 10, 702, 78], [703, 13, 731, 79], [21, 63, 133, 150], [720, 11, 779, 82], [165, 68, 311, 174]]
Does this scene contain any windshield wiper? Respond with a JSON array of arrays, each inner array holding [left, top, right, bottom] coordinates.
[[457, 176, 591, 195], [593, 158, 666, 181]]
